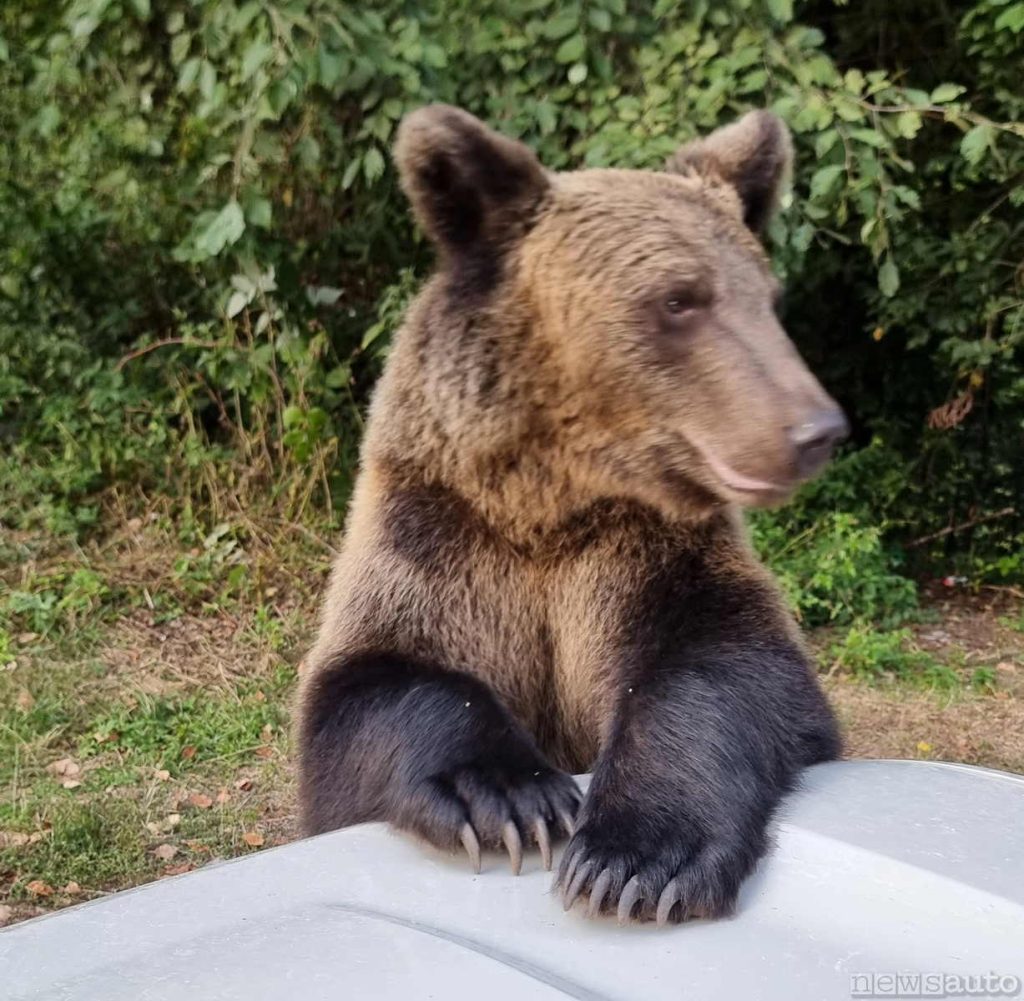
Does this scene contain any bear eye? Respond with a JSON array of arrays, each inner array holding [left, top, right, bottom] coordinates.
[[659, 285, 710, 325]]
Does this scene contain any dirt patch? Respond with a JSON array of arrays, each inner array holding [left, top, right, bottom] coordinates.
[[911, 583, 1024, 669], [826, 677, 1024, 773]]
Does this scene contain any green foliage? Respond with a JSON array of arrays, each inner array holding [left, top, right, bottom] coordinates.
[[80, 678, 290, 773], [753, 509, 918, 627], [827, 623, 957, 689], [2, 799, 150, 893], [2, 568, 113, 637], [751, 444, 920, 625], [1, 0, 1021, 577]]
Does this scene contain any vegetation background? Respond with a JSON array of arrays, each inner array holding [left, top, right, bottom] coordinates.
[[1, 0, 1022, 922]]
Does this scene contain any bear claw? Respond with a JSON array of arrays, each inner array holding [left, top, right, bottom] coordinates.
[[534, 818, 552, 871], [502, 820, 523, 875], [460, 822, 481, 874]]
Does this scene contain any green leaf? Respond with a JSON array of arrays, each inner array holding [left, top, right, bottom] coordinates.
[[809, 164, 844, 200], [588, 9, 611, 31], [198, 60, 216, 100], [814, 130, 839, 159], [363, 147, 386, 183], [306, 286, 343, 306], [423, 43, 447, 68], [128, 0, 151, 18], [895, 111, 922, 139], [542, 8, 580, 40], [0, 273, 21, 299], [341, 156, 361, 190], [170, 32, 190, 66], [994, 3, 1024, 32], [960, 124, 993, 166], [226, 291, 249, 318], [878, 257, 900, 298], [567, 62, 588, 85], [766, 0, 793, 23], [36, 104, 61, 138], [195, 201, 246, 260], [246, 197, 273, 230], [178, 57, 200, 92], [930, 83, 965, 104], [850, 128, 887, 148], [556, 33, 586, 64], [241, 41, 272, 80], [325, 364, 351, 388]]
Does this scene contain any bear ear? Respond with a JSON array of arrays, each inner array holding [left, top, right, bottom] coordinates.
[[666, 110, 792, 235], [394, 105, 550, 271]]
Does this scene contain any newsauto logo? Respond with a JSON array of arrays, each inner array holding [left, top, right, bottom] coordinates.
[[850, 972, 1022, 999]]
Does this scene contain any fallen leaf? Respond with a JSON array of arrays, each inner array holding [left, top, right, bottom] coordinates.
[[145, 821, 162, 836], [153, 844, 178, 861], [165, 813, 181, 828], [180, 745, 197, 760], [233, 778, 253, 791], [153, 769, 171, 781], [0, 904, 13, 925], [187, 793, 213, 809], [94, 730, 119, 744], [62, 881, 82, 895], [215, 788, 230, 804], [242, 831, 264, 848], [254, 746, 273, 759], [254, 690, 266, 702], [16, 632, 38, 644], [162, 863, 194, 876], [47, 758, 80, 778], [15, 689, 34, 712], [61, 779, 82, 790], [26, 880, 54, 897], [185, 840, 210, 853], [916, 741, 933, 753], [260, 724, 274, 741]]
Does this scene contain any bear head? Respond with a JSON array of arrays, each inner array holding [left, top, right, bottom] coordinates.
[[391, 105, 847, 521]]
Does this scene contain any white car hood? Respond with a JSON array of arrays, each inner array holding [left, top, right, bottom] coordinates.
[[3, 760, 1023, 1000]]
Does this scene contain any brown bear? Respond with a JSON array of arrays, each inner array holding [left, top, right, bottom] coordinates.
[[297, 104, 847, 925]]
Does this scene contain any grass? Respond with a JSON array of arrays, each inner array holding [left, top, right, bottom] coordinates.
[[1, 507, 1022, 925], [0, 510, 334, 920]]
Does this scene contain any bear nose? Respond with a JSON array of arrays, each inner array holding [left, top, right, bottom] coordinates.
[[789, 408, 849, 478]]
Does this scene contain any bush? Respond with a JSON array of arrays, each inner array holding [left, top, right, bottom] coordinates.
[[752, 509, 918, 627], [1, 0, 1021, 578], [826, 623, 957, 689]]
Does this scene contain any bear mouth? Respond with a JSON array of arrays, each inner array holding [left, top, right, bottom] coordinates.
[[685, 434, 792, 504]]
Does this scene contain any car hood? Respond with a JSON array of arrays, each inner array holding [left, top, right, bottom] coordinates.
[[3, 760, 1024, 1000]]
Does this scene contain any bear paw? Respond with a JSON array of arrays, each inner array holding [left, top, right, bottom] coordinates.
[[394, 761, 581, 875], [554, 820, 756, 924]]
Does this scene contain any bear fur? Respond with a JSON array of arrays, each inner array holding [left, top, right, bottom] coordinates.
[[297, 105, 845, 924]]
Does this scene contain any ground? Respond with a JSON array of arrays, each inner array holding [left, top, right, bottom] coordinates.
[[1, 520, 1022, 927]]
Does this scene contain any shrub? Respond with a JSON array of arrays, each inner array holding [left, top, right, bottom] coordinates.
[[826, 624, 957, 689], [1, 0, 1021, 578]]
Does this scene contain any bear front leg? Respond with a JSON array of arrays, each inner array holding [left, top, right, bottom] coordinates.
[[299, 653, 581, 873], [554, 639, 838, 923]]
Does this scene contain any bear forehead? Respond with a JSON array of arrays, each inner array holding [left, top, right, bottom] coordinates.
[[553, 168, 745, 224], [529, 168, 772, 282]]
